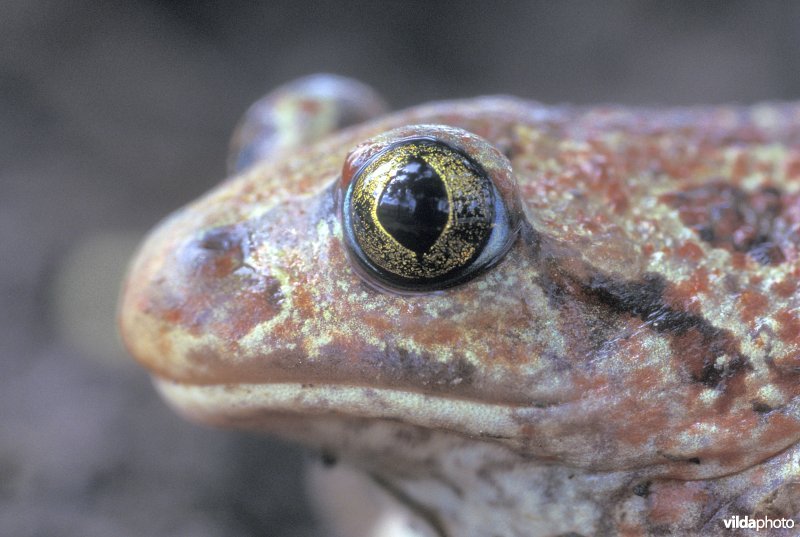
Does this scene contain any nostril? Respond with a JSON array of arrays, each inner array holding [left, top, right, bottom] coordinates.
[[198, 227, 242, 252], [182, 225, 249, 278], [155, 222, 285, 341]]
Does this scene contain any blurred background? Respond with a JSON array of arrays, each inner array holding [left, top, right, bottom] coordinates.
[[2, 1, 799, 535]]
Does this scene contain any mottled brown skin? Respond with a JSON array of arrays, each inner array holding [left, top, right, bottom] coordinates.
[[120, 88, 800, 536]]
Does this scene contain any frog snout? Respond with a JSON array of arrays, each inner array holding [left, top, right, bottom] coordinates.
[[119, 214, 289, 383]]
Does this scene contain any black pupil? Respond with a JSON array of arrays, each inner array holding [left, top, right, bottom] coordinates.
[[376, 156, 450, 257]]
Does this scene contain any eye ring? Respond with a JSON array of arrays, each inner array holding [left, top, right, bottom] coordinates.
[[339, 125, 522, 293]]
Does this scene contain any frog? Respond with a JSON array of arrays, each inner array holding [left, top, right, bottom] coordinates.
[[119, 74, 800, 536]]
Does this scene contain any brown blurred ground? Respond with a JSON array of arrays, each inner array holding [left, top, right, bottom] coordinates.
[[2, 1, 799, 535]]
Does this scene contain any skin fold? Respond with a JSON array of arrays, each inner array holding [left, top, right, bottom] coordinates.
[[119, 75, 800, 536]]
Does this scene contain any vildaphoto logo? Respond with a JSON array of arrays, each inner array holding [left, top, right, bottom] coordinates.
[[721, 515, 795, 531]]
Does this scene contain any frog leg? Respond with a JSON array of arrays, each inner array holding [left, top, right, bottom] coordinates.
[[228, 74, 388, 174]]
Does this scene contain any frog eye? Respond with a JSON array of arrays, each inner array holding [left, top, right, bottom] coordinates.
[[339, 125, 521, 292]]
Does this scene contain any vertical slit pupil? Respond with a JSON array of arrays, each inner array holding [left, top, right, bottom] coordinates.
[[376, 156, 450, 257]]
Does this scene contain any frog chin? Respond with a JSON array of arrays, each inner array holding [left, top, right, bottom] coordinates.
[[153, 377, 521, 452]]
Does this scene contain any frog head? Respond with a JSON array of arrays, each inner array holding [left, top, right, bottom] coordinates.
[[119, 75, 800, 534]]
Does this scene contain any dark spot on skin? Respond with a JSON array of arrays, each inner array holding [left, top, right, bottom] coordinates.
[[378, 345, 476, 389], [723, 273, 741, 295], [263, 275, 285, 305], [751, 401, 773, 413], [581, 272, 751, 388], [661, 182, 789, 266], [320, 451, 338, 467], [538, 270, 570, 309], [480, 432, 514, 440], [661, 452, 701, 464], [693, 352, 750, 389], [584, 272, 699, 334], [633, 481, 652, 497], [748, 241, 786, 265]]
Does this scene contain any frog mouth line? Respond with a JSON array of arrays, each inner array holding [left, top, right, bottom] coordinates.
[[154, 378, 800, 481], [154, 377, 523, 443]]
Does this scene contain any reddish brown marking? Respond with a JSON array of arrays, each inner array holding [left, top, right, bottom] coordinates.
[[676, 241, 704, 263], [183, 346, 313, 385], [224, 278, 284, 340], [772, 278, 797, 299], [583, 153, 631, 214], [738, 290, 769, 324], [414, 321, 462, 348], [653, 141, 710, 181], [156, 327, 173, 361], [786, 154, 800, 179], [776, 309, 800, 346], [162, 307, 182, 325], [664, 268, 709, 313], [364, 314, 393, 334], [647, 481, 710, 526], [731, 252, 748, 270], [290, 276, 316, 317], [615, 370, 669, 445], [669, 328, 712, 381], [605, 178, 630, 213], [731, 152, 749, 181], [663, 411, 760, 472], [667, 323, 749, 389], [774, 352, 800, 374], [712, 363, 751, 415], [299, 98, 322, 114], [617, 524, 646, 537], [154, 272, 284, 342], [759, 413, 800, 450]]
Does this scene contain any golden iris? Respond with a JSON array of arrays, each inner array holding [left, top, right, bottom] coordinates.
[[343, 137, 500, 291]]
